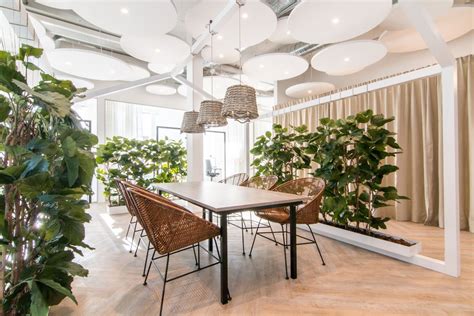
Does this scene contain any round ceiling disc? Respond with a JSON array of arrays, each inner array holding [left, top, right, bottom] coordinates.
[[288, 0, 392, 44], [380, 0, 453, 30], [201, 44, 240, 64], [269, 17, 298, 45], [311, 40, 387, 75], [146, 84, 176, 96], [125, 65, 150, 81], [185, 0, 276, 48], [47, 48, 132, 81], [380, 7, 474, 53], [148, 63, 176, 74], [36, 0, 75, 10], [243, 53, 308, 82], [55, 75, 95, 90], [177, 84, 187, 97], [286, 82, 335, 99], [120, 34, 189, 64], [72, 1, 177, 36]]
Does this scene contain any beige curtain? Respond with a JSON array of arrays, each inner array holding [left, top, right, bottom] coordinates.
[[275, 55, 473, 231]]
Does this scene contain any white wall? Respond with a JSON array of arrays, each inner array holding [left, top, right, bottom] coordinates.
[[277, 31, 474, 104]]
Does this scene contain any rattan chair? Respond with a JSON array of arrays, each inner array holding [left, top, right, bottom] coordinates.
[[127, 187, 221, 316], [235, 175, 279, 254], [115, 179, 141, 253], [218, 173, 248, 185], [249, 177, 326, 279]]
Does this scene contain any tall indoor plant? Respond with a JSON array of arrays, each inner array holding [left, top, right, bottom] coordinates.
[[96, 136, 187, 207], [0, 45, 97, 315], [250, 124, 311, 184]]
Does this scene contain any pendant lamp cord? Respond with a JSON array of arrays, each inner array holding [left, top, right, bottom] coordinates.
[[209, 20, 214, 101], [238, 2, 242, 84]]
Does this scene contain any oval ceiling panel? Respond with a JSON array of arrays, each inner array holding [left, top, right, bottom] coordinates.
[[243, 53, 308, 82], [288, 0, 392, 44], [120, 34, 189, 64], [380, 0, 453, 30], [146, 84, 176, 96], [269, 17, 298, 45], [47, 48, 132, 81], [380, 7, 474, 53], [125, 65, 150, 81], [185, 0, 276, 49], [286, 82, 335, 99], [36, 0, 75, 10], [201, 44, 240, 64], [311, 40, 387, 76], [72, 1, 177, 36], [148, 63, 175, 74]]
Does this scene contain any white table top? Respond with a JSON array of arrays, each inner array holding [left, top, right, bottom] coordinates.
[[154, 181, 309, 213]]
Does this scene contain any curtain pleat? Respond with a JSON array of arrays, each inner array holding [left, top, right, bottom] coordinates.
[[274, 55, 473, 231]]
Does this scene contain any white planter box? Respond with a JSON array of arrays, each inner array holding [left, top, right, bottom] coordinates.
[[106, 204, 128, 215], [309, 223, 422, 258]]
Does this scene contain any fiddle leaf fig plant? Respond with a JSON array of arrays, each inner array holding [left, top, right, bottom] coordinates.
[[0, 45, 97, 315], [250, 124, 311, 184], [306, 109, 408, 232], [96, 136, 187, 206]]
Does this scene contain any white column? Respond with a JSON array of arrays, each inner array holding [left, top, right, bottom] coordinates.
[[96, 97, 106, 203], [186, 55, 204, 182]]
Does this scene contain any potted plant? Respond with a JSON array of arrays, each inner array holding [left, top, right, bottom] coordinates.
[[0, 46, 97, 315], [250, 124, 311, 185], [306, 110, 420, 257], [96, 136, 187, 214]]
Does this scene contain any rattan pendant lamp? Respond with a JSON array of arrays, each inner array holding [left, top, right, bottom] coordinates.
[[197, 20, 228, 128], [180, 61, 205, 133], [221, 1, 258, 123]]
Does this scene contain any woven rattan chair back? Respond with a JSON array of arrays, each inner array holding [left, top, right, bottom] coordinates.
[[127, 188, 220, 255], [115, 179, 137, 217], [219, 173, 249, 185], [273, 177, 325, 224], [241, 175, 278, 190]]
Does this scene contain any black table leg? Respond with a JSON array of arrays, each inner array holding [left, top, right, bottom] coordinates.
[[208, 210, 213, 251], [220, 213, 230, 304], [290, 205, 297, 279], [158, 190, 162, 196]]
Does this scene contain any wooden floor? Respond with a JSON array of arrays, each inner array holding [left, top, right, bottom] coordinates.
[[51, 203, 474, 316]]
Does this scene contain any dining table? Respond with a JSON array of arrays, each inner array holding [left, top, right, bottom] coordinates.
[[154, 181, 309, 304]]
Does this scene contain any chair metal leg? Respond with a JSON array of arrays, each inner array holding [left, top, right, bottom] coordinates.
[[241, 212, 249, 232], [126, 215, 134, 240], [268, 220, 278, 246], [307, 224, 326, 266], [129, 221, 139, 253], [142, 240, 151, 277], [249, 212, 253, 235], [281, 224, 289, 280], [143, 250, 156, 285], [197, 241, 201, 269], [241, 215, 246, 255], [248, 218, 262, 257], [214, 238, 221, 260], [134, 231, 143, 257], [159, 254, 170, 316], [192, 244, 198, 266]]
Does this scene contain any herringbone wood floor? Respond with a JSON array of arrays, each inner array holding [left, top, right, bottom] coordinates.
[[51, 203, 474, 316]]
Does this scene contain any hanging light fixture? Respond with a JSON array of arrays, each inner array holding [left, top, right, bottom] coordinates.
[[221, 1, 258, 123], [197, 20, 228, 128]]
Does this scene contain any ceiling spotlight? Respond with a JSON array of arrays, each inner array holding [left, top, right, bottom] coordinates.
[[65, 61, 72, 65], [259, 64, 265, 68], [155, 48, 161, 53], [331, 17, 340, 25], [286, 30, 291, 35], [120, 7, 129, 14], [219, 54, 224, 58], [284, 70, 289, 75], [242, 12, 249, 19], [217, 35, 223, 40], [344, 57, 350, 62], [308, 90, 312, 94]]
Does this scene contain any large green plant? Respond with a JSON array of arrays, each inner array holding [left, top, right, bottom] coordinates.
[[250, 124, 311, 184], [96, 136, 187, 206], [306, 110, 407, 232], [0, 46, 97, 315]]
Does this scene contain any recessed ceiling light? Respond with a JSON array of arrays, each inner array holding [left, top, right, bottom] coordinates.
[[242, 12, 249, 19], [344, 57, 350, 62], [307, 90, 312, 94], [331, 17, 340, 24], [284, 70, 289, 75], [65, 61, 72, 65], [259, 64, 265, 68], [120, 7, 129, 15], [217, 35, 223, 40], [155, 48, 161, 53], [286, 30, 291, 35], [219, 54, 224, 58]]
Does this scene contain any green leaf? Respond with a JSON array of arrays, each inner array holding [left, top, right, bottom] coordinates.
[[0, 95, 11, 121], [37, 279, 77, 304], [16, 172, 54, 198], [30, 282, 49, 316], [65, 157, 79, 186], [62, 136, 77, 157]]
